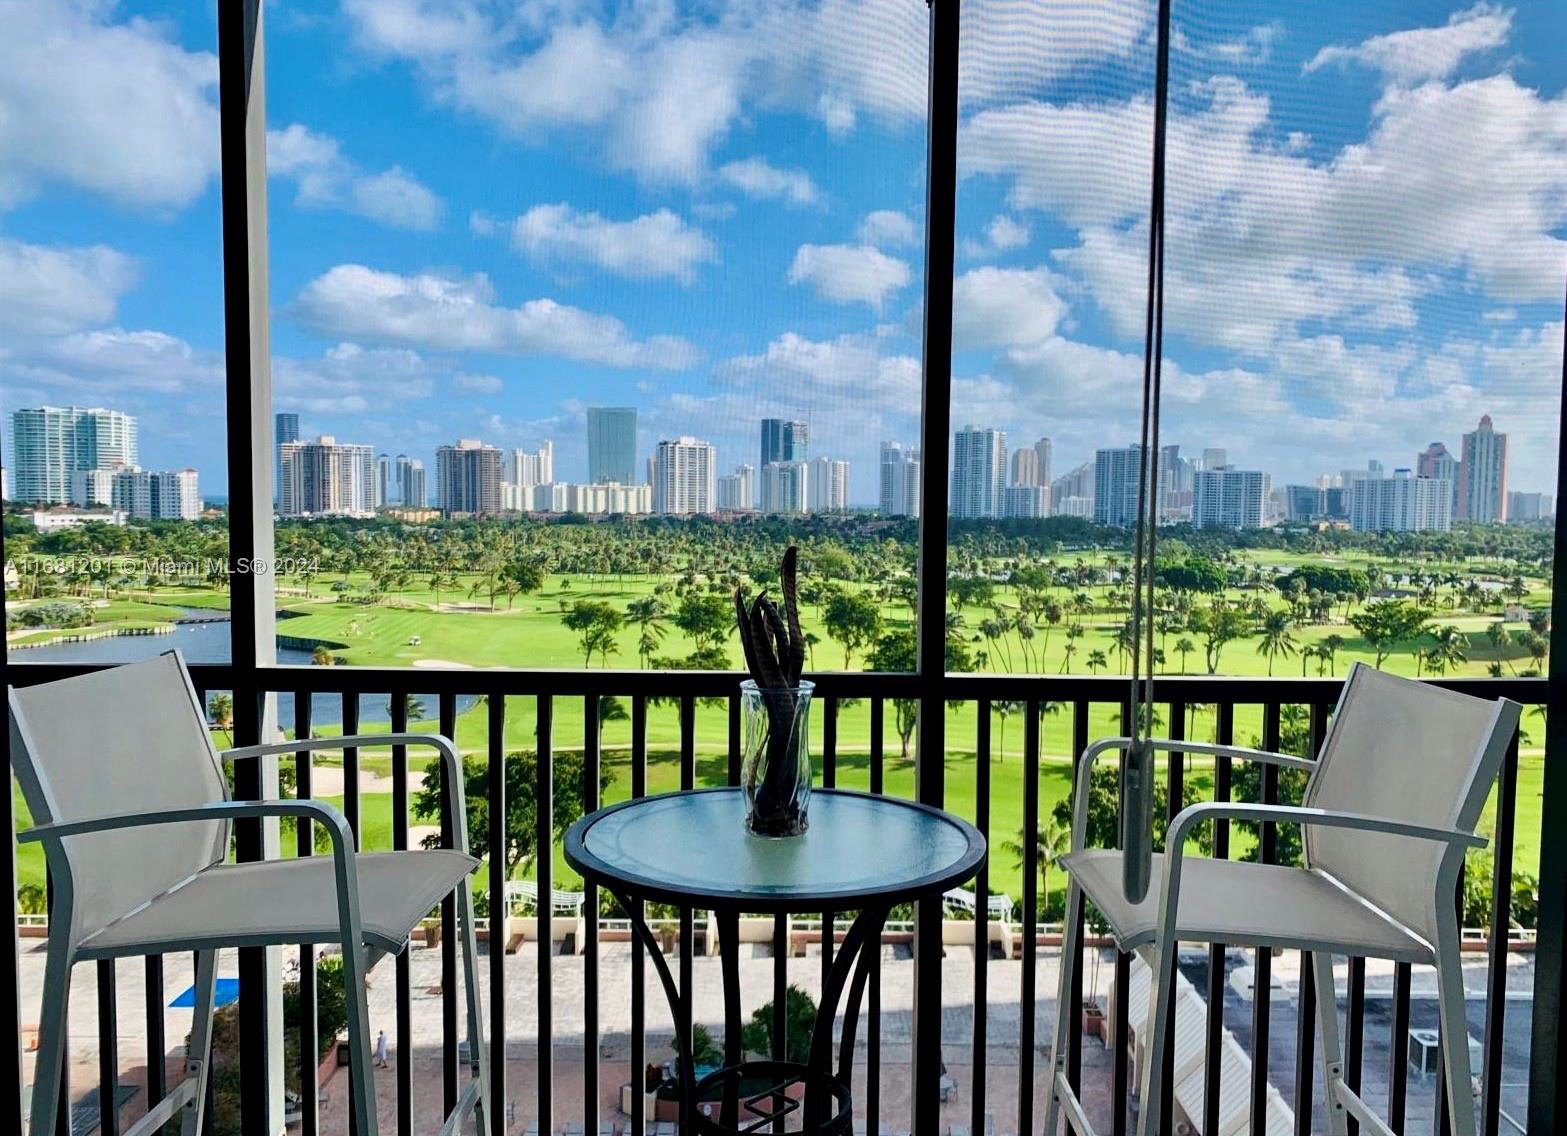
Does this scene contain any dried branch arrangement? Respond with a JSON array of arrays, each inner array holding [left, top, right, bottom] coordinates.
[[734, 546, 811, 835]]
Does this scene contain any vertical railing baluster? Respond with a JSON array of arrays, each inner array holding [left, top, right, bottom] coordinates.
[[390, 692, 412, 1136], [1483, 734, 1519, 1136], [1390, 961, 1412, 1131], [1019, 700, 1041, 1136], [145, 955, 165, 1119], [1162, 700, 1186, 1136], [439, 691, 459, 1119], [537, 693, 554, 1133], [1069, 699, 1089, 1096], [972, 699, 991, 1136], [582, 694, 601, 1136], [1205, 700, 1235, 1136], [97, 960, 119, 1136], [341, 692, 361, 1136], [1296, 702, 1329, 1136], [489, 693, 508, 1136], [1252, 701, 1281, 1134], [1113, 699, 1132, 1136], [867, 696, 885, 1136], [294, 693, 317, 1136], [1348, 956, 1366, 1136], [773, 906, 788, 1136], [630, 696, 648, 1136], [342, 693, 360, 846], [822, 696, 837, 992], [678, 696, 695, 1073]]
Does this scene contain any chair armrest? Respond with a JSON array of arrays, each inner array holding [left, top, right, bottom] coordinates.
[[19, 798, 355, 850], [1146, 802, 1486, 949], [222, 733, 469, 855], [1070, 737, 1315, 852]]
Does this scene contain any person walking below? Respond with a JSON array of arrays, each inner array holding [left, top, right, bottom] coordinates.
[[375, 1029, 390, 1068]]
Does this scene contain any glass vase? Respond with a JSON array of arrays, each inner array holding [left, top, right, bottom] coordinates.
[[740, 679, 814, 837]]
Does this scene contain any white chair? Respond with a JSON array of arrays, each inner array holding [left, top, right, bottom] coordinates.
[[1044, 663, 1519, 1136], [10, 652, 489, 1136]]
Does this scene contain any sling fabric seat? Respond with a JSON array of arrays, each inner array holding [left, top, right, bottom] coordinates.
[[1060, 849, 1432, 963], [1044, 663, 1519, 1136], [10, 651, 489, 1136]]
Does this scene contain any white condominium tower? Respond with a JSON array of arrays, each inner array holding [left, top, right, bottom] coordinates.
[[879, 442, 921, 518], [717, 465, 756, 511], [10, 406, 138, 504], [951, 426, 1005, 519], [1192, 467, 1269, 529], [809, 458, 850, 513], [1458, 414, 1509, 523], [761, 461, 809, 514], [653, 437, 716, 514], [111, 469, 201, 521], [510, 441, 554, 489]]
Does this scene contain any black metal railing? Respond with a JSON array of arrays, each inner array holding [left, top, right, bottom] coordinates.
[[6, 664, 1549, 1136]]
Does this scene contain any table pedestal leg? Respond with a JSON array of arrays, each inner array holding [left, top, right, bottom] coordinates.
[[614, 889, 696, 1132], [716, 910, 743, 1128], [803, 905, 891, 1131]]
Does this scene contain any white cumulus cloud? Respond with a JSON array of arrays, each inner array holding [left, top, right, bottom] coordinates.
[[717, 157, 821, 206], [857, 210, 917, 248], [293, 264, 699, 370], [787, 244, 911, 311], [504, 203, 715, 283], [0, 239, 138, 336], [1305, 3, 1512, 87], [267, 124, 442, 230]]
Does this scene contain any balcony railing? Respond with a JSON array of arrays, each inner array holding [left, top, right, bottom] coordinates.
[[5, 664, 1549, 1136]]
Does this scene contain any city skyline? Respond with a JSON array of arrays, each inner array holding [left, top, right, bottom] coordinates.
[[1, 4, 1561, 506]]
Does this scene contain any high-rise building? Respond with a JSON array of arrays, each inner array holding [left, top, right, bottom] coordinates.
[[278, 436, 376, 516], [435, 439, 505, 516], [879, 443, 921, 517], [395, 455, 426, 509], [1009, 448, 1039, 487], [652, 437, 716, 514], [717, 465, 756, 511], [275, 412, 300, 504], [510, 442, 554, 488], [1093, 445, 1144, 528], [374, 453, 392, 508], [1507, 491, 1553, 522], [111, 469, 201, 521], [1349, 469, 1451, 532], [1002, 484, 1051, 519], [1200, 447, 1227, 472], [1283, 484, 1327, 522], [1158, 444, 1194, 521], [1033, 437, 1052, 489], [761, 461, 810, 514], [951, 426, 1005, 519], [760, 419, 809, 470], [10, 406, 137, 504], [808, 458, 850, 513], [1417, 441, 1460, 515], [1192, 467, 1269, 529], [1458, 415, 1509, 523], [69, 469, 115, 508], [1051, 461, 1094, 513], [587, 408, 638, 484]]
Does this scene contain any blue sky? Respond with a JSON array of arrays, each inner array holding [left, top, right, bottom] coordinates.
[[1, 0, 1563, 503]]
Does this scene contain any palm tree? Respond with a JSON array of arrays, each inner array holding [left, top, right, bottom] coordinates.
[[1424, 625, 1469, 676], [311, 645, 335, 666], [626, 596, 669, 669], [1085, 649, 1108, 675], [208, 692, 233, 731], [1320, 633, 1346, 676], [1174, 637, 1195, 674], [1256, 611, 1298, 676], [1003, 818, 1072, 919]]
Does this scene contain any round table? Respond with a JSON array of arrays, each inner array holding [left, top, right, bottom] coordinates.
[[564, 787, 986, 1134]]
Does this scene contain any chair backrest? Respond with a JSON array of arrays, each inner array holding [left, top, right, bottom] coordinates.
[[1303, 663, 1518, 945], [9, 652, 228, 948]]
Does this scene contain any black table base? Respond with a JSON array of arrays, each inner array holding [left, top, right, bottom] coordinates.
[[615, 890, 890, 1135]]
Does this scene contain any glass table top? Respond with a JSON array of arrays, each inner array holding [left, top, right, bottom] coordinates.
[[565, 789, 986, 909]]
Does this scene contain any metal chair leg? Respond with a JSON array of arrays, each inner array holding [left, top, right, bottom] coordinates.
[[27, 933, 73, 1136], [179, 950, 218, 1136], [1312, 953, 1349, 1136], [1134, 940, 1175, 1136], [341, 943, 380, 1136], [458, 877, 490, 1133], [1044, 881, 1083, 1136], [1435, 918, 1479, 1136]]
